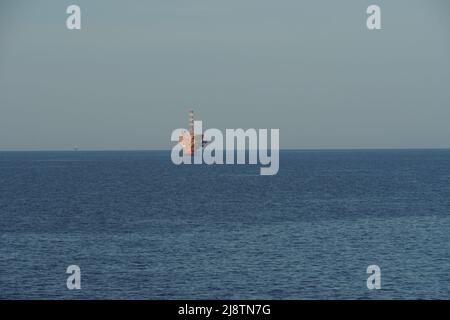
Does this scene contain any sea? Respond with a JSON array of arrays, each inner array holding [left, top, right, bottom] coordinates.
[[0, 150, 449, 299]]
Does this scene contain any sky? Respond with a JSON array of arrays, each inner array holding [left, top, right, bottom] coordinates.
[[0, 0, 449, 150]]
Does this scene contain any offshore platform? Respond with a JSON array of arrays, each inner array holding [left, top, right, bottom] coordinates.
[[178, 110, 209, 155]]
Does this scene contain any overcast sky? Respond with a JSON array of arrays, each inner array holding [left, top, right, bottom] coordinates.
[[0, 0, 449, 150]]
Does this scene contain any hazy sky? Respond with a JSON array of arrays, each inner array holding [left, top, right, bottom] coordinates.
[[0, 0, 449, 150]]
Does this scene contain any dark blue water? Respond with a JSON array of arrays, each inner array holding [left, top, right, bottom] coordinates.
[[0, 150, 449, 299]]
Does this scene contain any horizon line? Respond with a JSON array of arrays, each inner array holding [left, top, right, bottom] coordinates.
[[1, 147, 450, 152]]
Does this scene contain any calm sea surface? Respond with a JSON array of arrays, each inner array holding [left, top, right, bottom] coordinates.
[[0, 150, 449, 299]]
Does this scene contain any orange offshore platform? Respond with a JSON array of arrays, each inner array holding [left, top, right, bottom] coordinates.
[[178, 110, 209, 155]]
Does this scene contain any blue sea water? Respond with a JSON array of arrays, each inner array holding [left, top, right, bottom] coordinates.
[[0, 150, 449, 299]]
